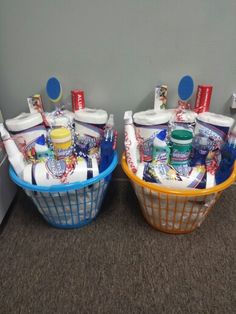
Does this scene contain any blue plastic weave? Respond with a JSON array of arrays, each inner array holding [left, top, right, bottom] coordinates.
[[9, 152, 118, 228]]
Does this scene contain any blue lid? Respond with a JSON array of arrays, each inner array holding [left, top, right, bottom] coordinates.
[[36, 134, 46, 145], [178, 75, 194, 101], [157, 129, 167, 141], [46, 77, 62, 102]]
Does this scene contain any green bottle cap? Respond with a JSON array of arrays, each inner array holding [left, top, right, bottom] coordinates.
[[171, 129, 193, 140]]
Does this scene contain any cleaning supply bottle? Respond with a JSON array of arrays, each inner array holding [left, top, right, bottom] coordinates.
[[170, 130, 193, 166], [124, 111, 139, 173], [190, 134, 209, 167], [152, 129, 170, 163], [0, 123, 26, 177], [50, 127, 73, 160], [170, 129, 193, 176], [35, 135, 53, 160]]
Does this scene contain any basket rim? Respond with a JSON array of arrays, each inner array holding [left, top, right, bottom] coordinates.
[[9, 151, 118, 192], [121, 153, 236, 196]]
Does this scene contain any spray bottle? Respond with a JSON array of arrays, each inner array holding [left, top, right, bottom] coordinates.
[[124, 111, 139, 173], [0, 123, 26, 177]]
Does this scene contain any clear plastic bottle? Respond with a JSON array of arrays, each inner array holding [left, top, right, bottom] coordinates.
[[190, 134, 209, 167]]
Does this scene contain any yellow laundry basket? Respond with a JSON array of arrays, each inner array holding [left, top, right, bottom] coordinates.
[[121, 154, 236, 234]]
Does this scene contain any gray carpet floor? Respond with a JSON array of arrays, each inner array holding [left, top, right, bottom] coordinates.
[[0, 180, 235, 314]]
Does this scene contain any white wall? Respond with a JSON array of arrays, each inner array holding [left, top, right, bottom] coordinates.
[[0, 0, 236, 154]]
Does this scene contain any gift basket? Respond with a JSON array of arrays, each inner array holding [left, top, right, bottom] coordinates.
[[10, 152, 117, 228], [122, 76, 236, 234], [1, 77, 118, 228]]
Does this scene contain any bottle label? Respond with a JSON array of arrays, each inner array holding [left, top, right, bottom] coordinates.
[[135, 125, 167, 162], [153, 150, 168, 163], [55, 147, 73, 159]]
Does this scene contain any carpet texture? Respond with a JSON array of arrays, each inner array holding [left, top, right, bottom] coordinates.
[[0, 181, 235, 314]]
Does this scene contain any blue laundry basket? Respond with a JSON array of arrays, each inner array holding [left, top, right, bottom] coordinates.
[[9, 152, 118, 229]]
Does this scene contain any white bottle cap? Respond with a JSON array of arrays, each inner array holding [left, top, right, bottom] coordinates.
[[6, 112, 43, 132]]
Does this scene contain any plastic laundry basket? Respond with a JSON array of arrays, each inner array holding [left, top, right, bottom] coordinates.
[[121, 154, 236, 234], [9, 152, 118, 229]]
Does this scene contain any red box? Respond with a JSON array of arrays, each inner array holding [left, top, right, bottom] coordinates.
[[71, 90, 85, 112], [194, 85, 213, 113]]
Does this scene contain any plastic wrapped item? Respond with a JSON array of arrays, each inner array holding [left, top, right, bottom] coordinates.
[[99, 114, 117, 172], [194, 85, 213, 113], [205, 149, 221, 188], [71, 90, 85, 111], [22, 157, 99, 186], [137, 162, 206, 190], [133, 109, 172, 162], [45, 109, 75, 128], [0, 124, 26, 177], [74, 108, 108, 158], [215, 135, 236, 184], [168, 102, 197, 134], [190, 134, 210, 167], [27, 94, 45, 114], [5, 112, 47, 158], [195, 112, 234, 150], [154, 85, 168, 111], [124, 111, 139, 173]]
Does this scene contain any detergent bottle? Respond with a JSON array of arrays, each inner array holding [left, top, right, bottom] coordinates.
[[152, 129, 170, 164]]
